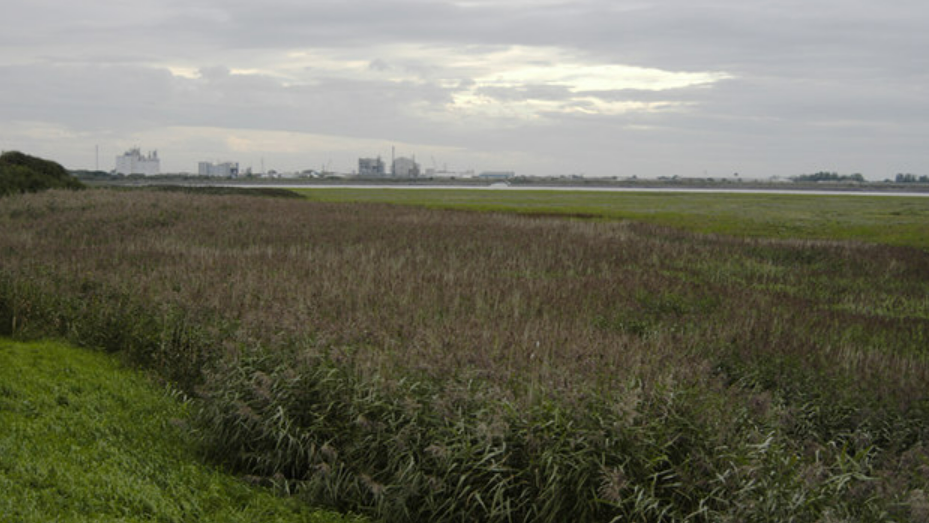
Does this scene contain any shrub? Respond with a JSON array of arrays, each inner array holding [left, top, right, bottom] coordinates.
[[0, 151, 84, 197]]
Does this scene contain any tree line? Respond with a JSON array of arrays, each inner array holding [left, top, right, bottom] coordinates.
[[791, 171, 865, 183], [894, 173, 929, 183]]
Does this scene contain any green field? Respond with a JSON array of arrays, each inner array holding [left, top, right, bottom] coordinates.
[[297, 188, 929, 250], [0, 338, 363, 523], [2, 187, 929, 521]]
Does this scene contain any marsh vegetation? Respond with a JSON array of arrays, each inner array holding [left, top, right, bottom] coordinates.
[[0, 338, 360, 523], [2, 188, 928, 521]]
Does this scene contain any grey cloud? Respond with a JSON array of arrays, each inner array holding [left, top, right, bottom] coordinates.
[[574, 87, 710, 103], [474, 84, 574, 102], [0, 64, 176, 130], [0, 58, 459, 139], [368, 59, 391, 72], [3, 0, 929, 178]]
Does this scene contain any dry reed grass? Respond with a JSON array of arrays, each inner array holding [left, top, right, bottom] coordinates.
[[2, 188, 928, 521]]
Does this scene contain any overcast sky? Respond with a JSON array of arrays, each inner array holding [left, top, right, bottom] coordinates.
[[2, 0, 927, 178]]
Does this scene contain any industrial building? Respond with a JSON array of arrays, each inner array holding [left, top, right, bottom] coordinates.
[[115, 148, 160, 176], [198, 161, 240, 177], [358, 157, 386, 177], [392, 157, 420, 178]]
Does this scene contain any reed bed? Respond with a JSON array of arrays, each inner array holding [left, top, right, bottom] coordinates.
[[2, 188, 928, 521]]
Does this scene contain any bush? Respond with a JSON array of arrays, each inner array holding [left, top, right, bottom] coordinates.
[[0, 151, 84, 196]]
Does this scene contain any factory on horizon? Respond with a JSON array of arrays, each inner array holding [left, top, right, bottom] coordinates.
[[114, 148, 160, 176], [198, 161, 240, 177], [359, 150, 421, 178], [108, 144, 507, 179], [358, 156, 386, 177]]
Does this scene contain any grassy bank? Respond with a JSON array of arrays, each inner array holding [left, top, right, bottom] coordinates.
[[2, 188, 929, 521], [297, 188, 929, 250], [0, 338, 362, 522]]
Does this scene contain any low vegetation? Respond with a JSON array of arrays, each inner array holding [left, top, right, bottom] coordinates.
[[297, 187, 929, 250], [0, 337, 362, 522], [2, 188, 929, 521], [0, 151, 84, 197]]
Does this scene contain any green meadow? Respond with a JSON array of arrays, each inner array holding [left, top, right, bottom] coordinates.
[[298, 188, 929, 250]]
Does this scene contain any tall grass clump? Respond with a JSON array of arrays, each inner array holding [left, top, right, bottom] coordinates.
[[2, 188, 929, 521], [0, 338, 361, 523]]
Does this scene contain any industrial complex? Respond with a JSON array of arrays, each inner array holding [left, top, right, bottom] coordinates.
[[114, 148, 160, 176], [112, 146, 511, 179]]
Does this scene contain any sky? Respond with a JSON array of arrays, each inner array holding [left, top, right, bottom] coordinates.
[[2, 0, 927, 179]]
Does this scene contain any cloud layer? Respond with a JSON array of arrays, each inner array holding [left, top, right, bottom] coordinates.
[[2, 0, 927, 178]]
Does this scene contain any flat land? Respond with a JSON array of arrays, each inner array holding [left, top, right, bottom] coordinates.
[[297, 187, 929, 249], [2, 187, 928, 522]]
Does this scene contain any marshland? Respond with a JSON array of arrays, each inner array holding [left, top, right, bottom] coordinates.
[[2, 187, 929, 521]]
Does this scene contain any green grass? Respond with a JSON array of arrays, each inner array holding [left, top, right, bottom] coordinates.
[[0, 337, 363, 523], [296, 188, 929, 250]]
